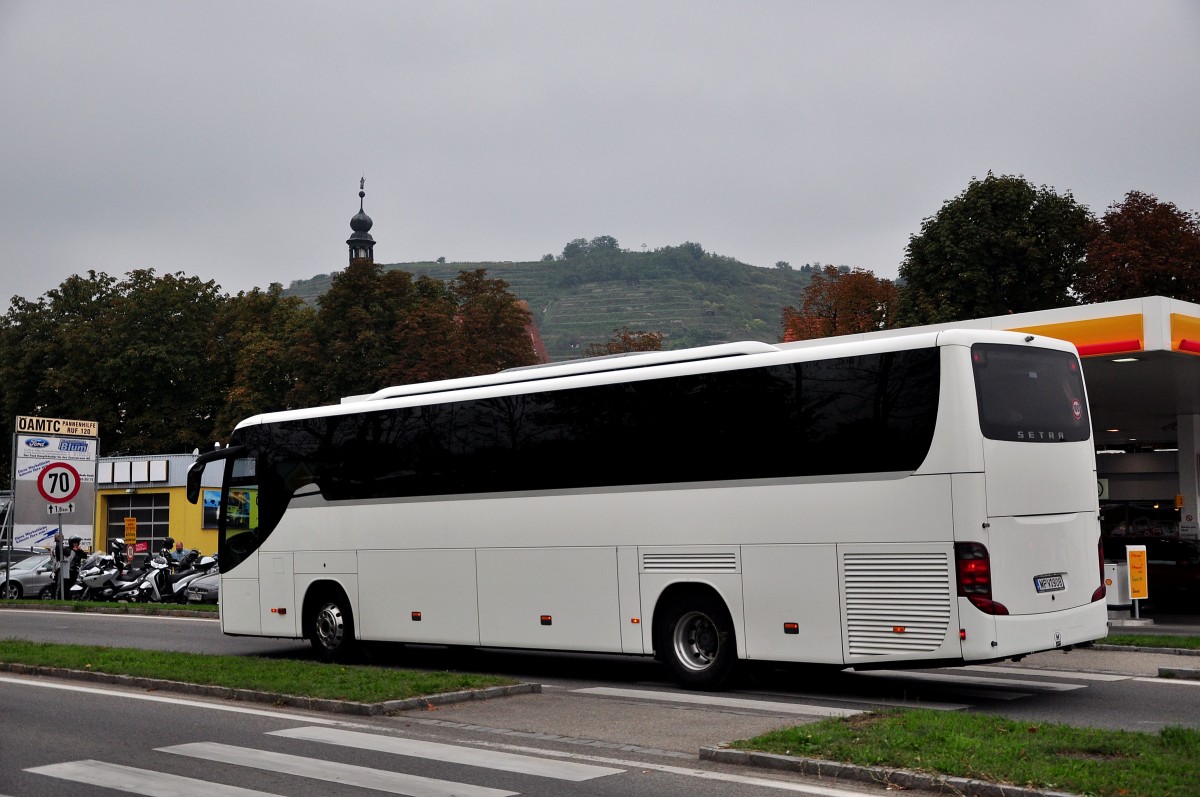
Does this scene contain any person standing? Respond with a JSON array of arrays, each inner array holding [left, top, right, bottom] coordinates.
[[63, 537, 86, 596]]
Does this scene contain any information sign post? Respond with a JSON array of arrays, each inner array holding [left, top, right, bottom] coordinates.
[[10, 415, 99, 552], [1126, 544, 1149, 621]]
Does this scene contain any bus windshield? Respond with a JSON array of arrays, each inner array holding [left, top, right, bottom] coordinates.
[[971, 343, 1090, 443], [219, 455, 261, 572]]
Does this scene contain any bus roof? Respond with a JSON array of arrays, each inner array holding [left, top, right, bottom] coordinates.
[[352, 341, 780, 403], [237, 329, 1070, 431]]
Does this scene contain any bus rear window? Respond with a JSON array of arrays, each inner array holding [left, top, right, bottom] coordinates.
[[971, 343, 1090, 443]]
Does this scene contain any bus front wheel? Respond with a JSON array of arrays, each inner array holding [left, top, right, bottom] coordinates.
[[657, 593, 737, 689], [309, 591, 357, 662]]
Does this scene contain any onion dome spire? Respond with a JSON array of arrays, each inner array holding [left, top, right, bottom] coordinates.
[[346, 176, 376, 263]]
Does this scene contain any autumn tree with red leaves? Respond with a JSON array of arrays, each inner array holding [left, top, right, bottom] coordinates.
[[780, 266, 900, 342], [1075, 191, 1200, 303]]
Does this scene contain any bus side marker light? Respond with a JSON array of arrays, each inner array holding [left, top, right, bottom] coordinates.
[[783, 623, 799, 634], [630, 617, 640, 624], [892, 626, 906, 634], [412, 612, 422, 621], [960, 629, 967, 640], [540, 615, 553, 626], [271, 608, 286, 615]]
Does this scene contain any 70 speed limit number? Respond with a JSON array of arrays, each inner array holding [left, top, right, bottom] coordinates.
[[37, 462, 82, 504]]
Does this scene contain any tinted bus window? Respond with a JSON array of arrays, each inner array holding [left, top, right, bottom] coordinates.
[[971, 343, 1090, 443], [232, 348, 940, 513]]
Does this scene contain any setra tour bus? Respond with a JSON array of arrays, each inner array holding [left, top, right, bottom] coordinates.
[[187, 329, 1109, 688]]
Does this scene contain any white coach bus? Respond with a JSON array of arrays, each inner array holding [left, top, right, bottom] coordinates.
[[188, 329, 1109, 688]]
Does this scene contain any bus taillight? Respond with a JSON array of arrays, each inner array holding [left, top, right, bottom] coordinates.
[[955, 542, 1009, 616]]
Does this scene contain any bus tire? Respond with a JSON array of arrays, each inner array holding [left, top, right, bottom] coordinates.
[[308, 590, 357, 662], [657, 592, 737, 689]]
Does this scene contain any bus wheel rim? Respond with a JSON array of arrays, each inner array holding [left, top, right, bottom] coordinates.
[[315, 604, 344, 649], [672, 610, 719, 671]]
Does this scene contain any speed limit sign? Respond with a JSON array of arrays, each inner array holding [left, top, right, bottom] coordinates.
[[38, 462, 82, 503]]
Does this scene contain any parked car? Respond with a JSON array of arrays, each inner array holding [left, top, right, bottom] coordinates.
[[0, 554, 58, 600], [185, 571, 219, 604], [1103, 536, 1200, 605], [1, 546, 48, 565]]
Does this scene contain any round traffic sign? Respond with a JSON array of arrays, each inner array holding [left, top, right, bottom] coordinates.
[[38, 462, 82, 503]]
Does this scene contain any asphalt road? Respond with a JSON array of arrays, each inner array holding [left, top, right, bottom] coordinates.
[[9, 674, 926, 797], [4, 607, 1200, 797], [2, 607, 1199, 737]]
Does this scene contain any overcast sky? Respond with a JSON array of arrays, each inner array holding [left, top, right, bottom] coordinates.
[[2, 1, 1197, 308]]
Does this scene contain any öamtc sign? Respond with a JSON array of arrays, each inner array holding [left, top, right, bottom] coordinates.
[[16, 415, 99, 438]]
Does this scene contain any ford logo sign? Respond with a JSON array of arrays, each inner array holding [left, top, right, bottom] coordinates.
[[25, 438, 50, 448]]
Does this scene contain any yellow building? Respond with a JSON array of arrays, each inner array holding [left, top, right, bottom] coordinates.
[[93, 454, 220, 557]]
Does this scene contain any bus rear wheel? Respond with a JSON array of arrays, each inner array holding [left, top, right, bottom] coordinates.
[[658, 593, 736, 689], [309, 592, 357, 662]]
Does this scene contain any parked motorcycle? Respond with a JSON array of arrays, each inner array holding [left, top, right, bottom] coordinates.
[[68, 553, 123, 601], [115, 550, 216, 603]]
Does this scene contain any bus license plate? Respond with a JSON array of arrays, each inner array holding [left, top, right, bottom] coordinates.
[[1034, 574, 1065, 593]]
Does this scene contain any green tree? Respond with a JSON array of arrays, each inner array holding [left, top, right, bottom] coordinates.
[[897, 173, 1094, 324], [0, 269, 228, 460], [449, 269, 538, 375], [314, 260, 424, 398], [1075, 191, 1200, 303], [213, 283, 321, 435], [316, 264, 536, 396], [105, 270, 228, 453]]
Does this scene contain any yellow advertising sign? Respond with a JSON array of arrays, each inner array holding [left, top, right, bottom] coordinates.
[[124, 517, 137, 547], [16, 415, 99, 438], [1126, 545, 1149, 600]]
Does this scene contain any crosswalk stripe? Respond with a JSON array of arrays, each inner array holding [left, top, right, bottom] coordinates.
[[964, 665, 1128, 682], [574, 686, 861, 716], [26, 759, 281, 797], [270, 726, 622, 781], [159, 742, 516, 797]]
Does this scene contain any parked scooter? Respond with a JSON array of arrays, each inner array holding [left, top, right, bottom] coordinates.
[[115, 549, 216, 603]]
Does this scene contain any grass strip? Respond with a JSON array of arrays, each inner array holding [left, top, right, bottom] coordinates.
[[1103, 634, 1200, 651], [733, 708, 1199, 797], [0, 639, 514, 703]]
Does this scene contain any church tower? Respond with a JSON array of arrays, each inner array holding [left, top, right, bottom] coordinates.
[[346, 177, 376, 264]]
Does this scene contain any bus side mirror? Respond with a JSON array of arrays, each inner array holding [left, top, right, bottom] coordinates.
[[186, 462, 204, 504], [186, 445, 247, 505]]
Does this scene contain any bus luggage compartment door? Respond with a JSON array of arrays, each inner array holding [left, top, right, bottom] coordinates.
[[477, 547, 622, 653]]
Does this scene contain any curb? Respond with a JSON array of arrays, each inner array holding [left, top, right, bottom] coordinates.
[[700, 747, 1082, 797], [1157, 667, 1200, 681], [0, 662, 541, 715], [1092, 643, 1200, 657]]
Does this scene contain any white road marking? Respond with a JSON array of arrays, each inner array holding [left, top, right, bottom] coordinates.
[[271, 725, 622, 780], [964, 665, 1128, 681], [575, 686, 862, 716], [1133, 676, 1200, 687], [856, 670, 1086, 691], [477, 740, 905, 796], [0, 674, 338, 724], [26, 759, 282, 797], [160, 742, 515, 797]]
